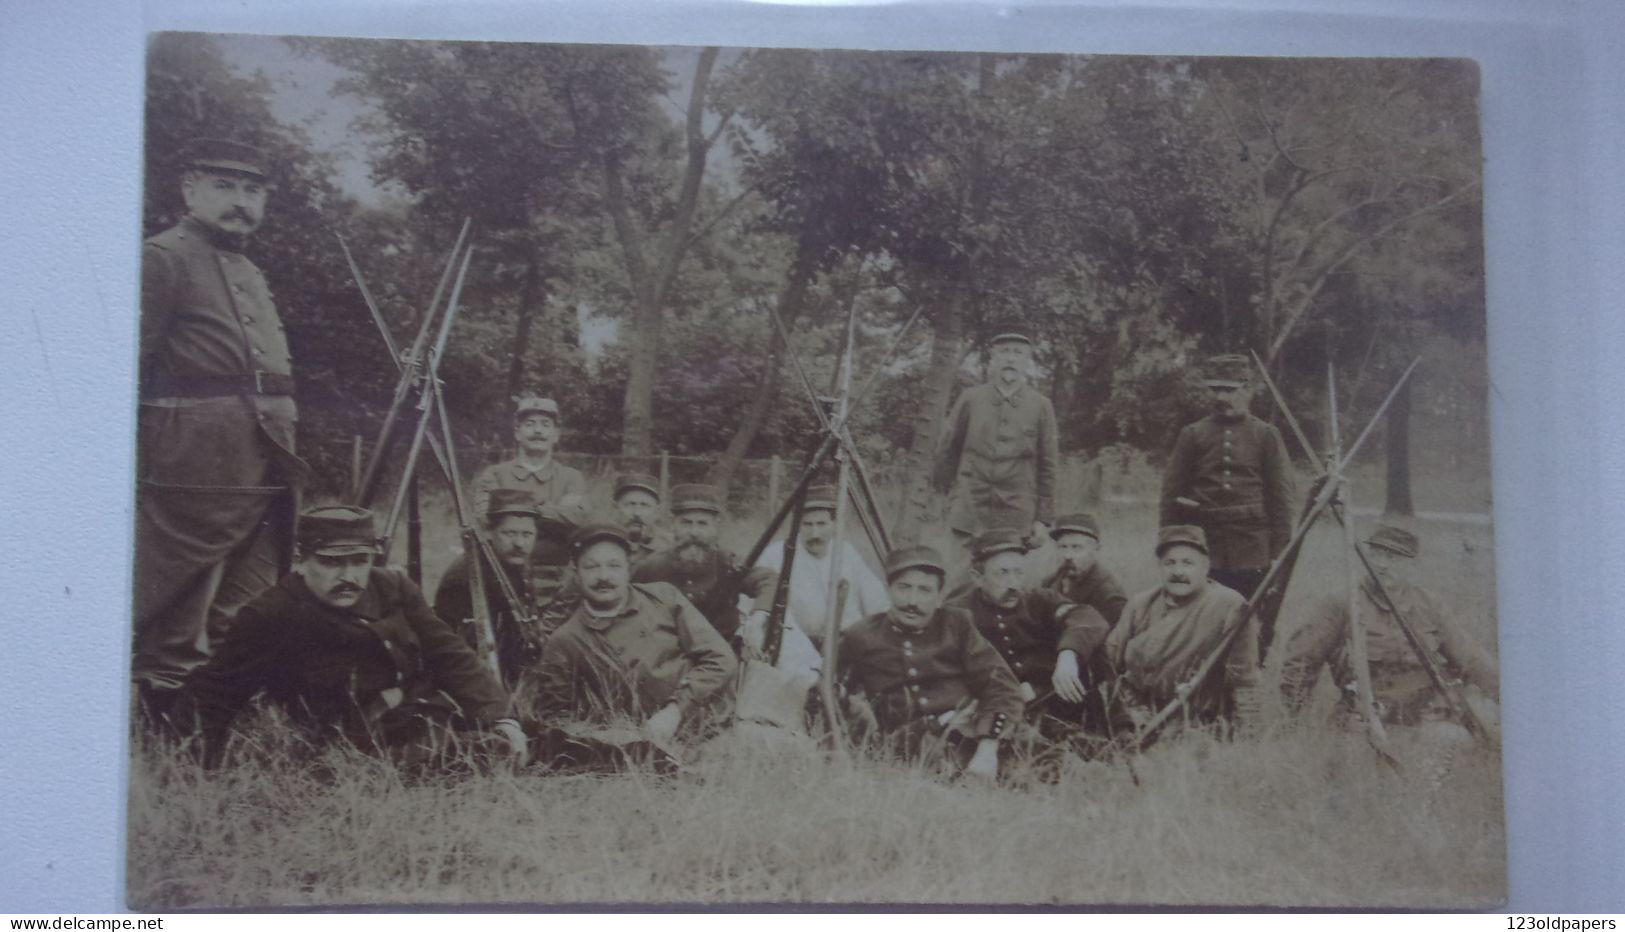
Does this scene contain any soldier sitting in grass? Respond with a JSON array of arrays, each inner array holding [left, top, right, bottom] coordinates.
[[433, 489, 551, 688], [1278, 524, 1500, 742], [1041, 513, 1128, 628], [1104, 525, 1261, 733], [836, 545, 1025, 781], [183, 505, 525, 768], [521, 524, 737, 761], [945, 528, 1111, 736], [610, 472, 671, 566]]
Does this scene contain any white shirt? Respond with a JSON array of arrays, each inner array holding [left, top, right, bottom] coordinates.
[[755, 538, 889, 647]]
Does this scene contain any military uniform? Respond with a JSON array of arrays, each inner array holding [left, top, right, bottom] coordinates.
[[521, 581, 737, 725], [133, 144, 305, 696], [470, 458, 589, 542], [1279, 526, 1498, 727], [933, 380, 1060, 536], [837, 606, 1025, 745], [1106, 581, 1258, 726], [1042, 562, 1127, 627], [946, 587, 1109, 693], [433, 555, 539, 688], [631, 484, 777, 642], [185, 566, 510, 764]]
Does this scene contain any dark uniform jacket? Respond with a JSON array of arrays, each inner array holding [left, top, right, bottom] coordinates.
[[945, 587, 1111, 691], [522, 582, 737, 723], [1041, 561, 1129, 628], [932, 381, 1060, 535], [433, 555, 543, 688], [836, 607, 1025, 739], [186, 568, 509, 756], [135, 217, 303, 625], [631, 548, 776, 641], [1279, 579, 1499, 725], [1159, 412, 1294, 572]]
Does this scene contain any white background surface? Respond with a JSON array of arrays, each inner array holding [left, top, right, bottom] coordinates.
[[2, 0, 1621, 912]]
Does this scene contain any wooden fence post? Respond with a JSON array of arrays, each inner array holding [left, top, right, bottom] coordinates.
[[658, 450, 670, 504], [351, 434, 363, 497]]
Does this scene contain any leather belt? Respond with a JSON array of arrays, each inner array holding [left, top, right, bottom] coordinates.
[[143, 371, 296, 398]]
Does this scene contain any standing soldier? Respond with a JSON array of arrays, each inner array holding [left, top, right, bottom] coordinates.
[[932, 326, 1060, 551], [610, 472, 670, 565], [133, 138, 305, 722], [1159, 353, 1294, 661], [632, 483, 777, 643], [471, 396, 590, 553]]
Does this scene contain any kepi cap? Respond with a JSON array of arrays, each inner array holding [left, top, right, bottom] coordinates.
[[1155, 524, 1209, 557], [1050, 513, 1101, 542], [670, 483, 723, 515], [514, 396, 560, 422], [1365, 524, 1419, 558], [1203, 353, 1251, 389], [185, 137, 269, 179], [485, 488, 540, 522], [802, 484, 838, 514], [883, 545, 947, 583], [971, 527, 1028, 562], [613, 472, 661, 501], [298, 505, 377, 557], [570, 523, 632, 559]]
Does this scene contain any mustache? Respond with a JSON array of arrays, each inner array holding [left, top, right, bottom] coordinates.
[[589, 579, 619, 591], [221, 208, 258, 223], [330, 583, 363, 595]]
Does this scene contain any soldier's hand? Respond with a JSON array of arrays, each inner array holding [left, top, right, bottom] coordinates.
[[490, 718, 528, 761], [964, 738, 1000, 782], [1052, 650, 1086, 704], [646, 702, 682, 748], [1030, 521, 1050, 545], [1018, 681, 1038, 704]]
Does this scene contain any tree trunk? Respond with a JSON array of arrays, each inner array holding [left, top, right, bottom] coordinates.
[[505, 257, 545, 404], [609, 47, 721, 457], [895, 288, 967, 542], [1383, 371, 1413, 516], [707, 233, 823, 491]]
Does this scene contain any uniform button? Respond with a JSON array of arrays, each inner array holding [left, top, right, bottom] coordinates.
[[383, 639, 392, 649], [903, 641, 912, 649], [1222, 483, 1232, 490], [918, 698, 929, 707], [908, 668, 918, 676], [396, 671, 404, 683], [910, 684, 919, 692]]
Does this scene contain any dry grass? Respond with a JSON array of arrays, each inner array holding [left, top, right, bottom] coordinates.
[[129, 502, 1504, 910]]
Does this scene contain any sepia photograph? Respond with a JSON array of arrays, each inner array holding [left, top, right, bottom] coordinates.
[[127, 32, 1504, 909]]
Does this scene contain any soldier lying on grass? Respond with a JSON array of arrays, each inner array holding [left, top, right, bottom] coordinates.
[[518, 524, 737, 769], [836, 545, 1025, 781], [180, 505, 526, 768]]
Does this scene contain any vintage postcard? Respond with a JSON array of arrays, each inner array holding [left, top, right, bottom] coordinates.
[[128, 32, 1502, 909]]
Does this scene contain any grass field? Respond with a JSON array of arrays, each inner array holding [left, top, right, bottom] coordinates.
[[128, 500, 1505, 910]]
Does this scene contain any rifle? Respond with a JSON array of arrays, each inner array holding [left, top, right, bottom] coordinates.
[[1131, 358, 1420, 748], [689, 302, 924, 631], [1252, 351, 1497, 747], [339, 226, 533, 681]]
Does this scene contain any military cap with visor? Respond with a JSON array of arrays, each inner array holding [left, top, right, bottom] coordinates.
[[1202, 353, 1252, 389], [513, 396, 560, 423], [883, 544, 948, 583], [669, 483, 724, 515], [802, 483, 839, 514], [613, 472, 661, 501], [570, 523, 633, 559], [185, 137, 269, 180], [298, 505, 378, 557], [1049, 513, 1101, 542], [1364, 524, 1419, 558], [971, 527, 1028, 562], [1155, 524, 1210, 557], [485, 488, 541, 522]]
